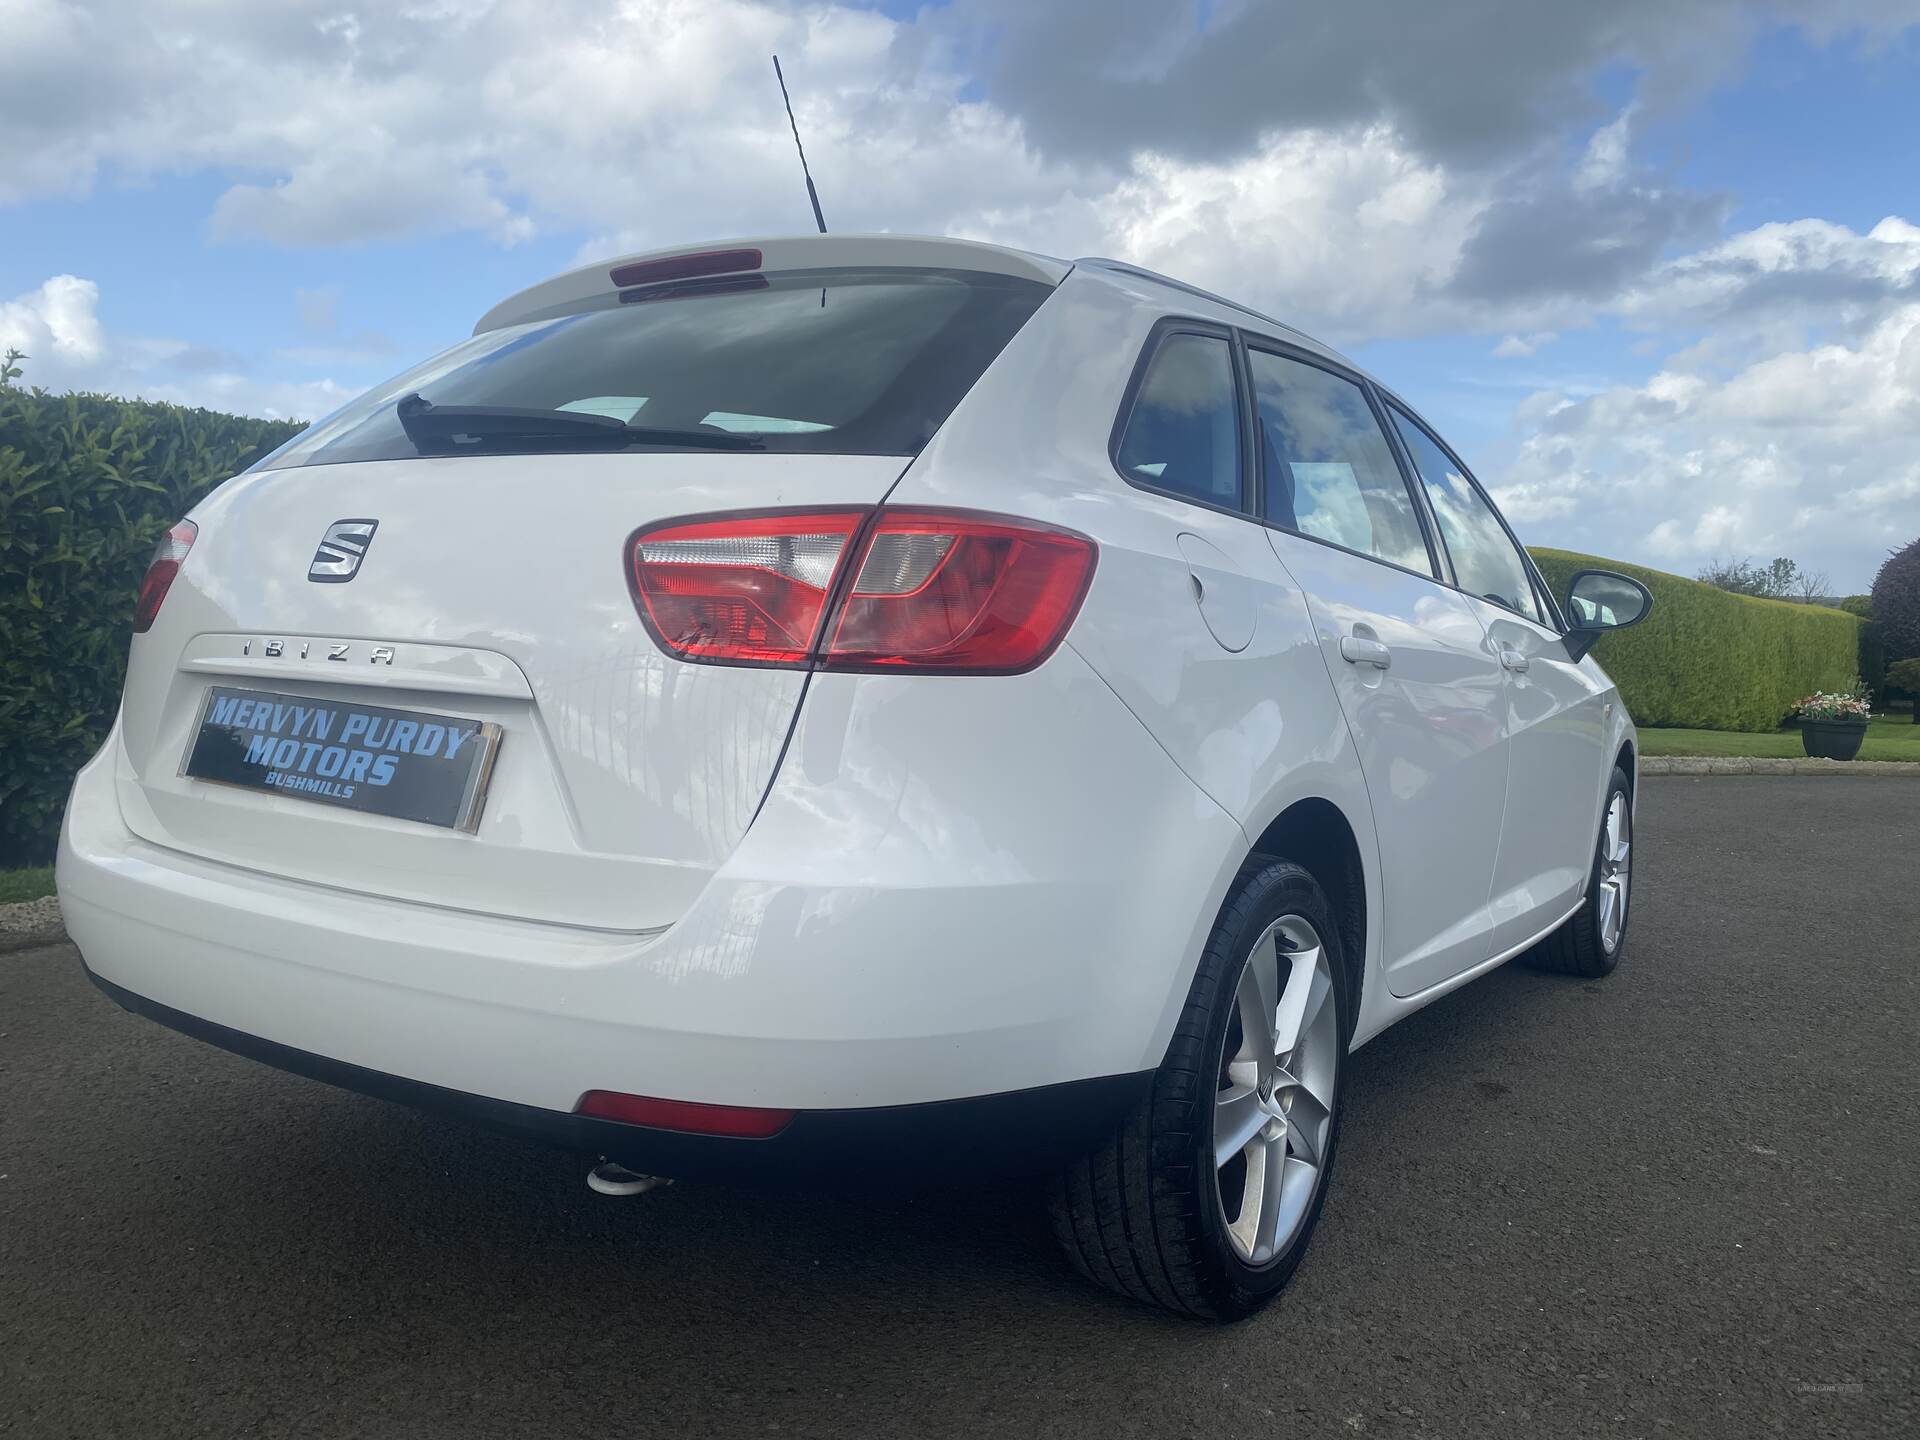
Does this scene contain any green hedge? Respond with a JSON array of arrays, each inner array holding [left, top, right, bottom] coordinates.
[[1530, 548, 1863, 732], [1888, 657, 1920, 699], [1837, 595, 1888, 699], [1, 366, 303, 863]]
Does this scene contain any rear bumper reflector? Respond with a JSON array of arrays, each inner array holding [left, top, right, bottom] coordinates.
[[574, 1089, 796, 1139]]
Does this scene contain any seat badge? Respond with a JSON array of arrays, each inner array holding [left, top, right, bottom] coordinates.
[[309, 519, 379, 582]]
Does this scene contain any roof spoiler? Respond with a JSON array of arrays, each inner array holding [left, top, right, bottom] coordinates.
[[474, 235, 1072, 334]]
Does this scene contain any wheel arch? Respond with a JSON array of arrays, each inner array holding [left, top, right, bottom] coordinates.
[[1247, 796, 1367, 1043], [1611, 729, 1638, 828]]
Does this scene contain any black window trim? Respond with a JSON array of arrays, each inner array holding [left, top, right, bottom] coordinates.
[[1107, 316, 1255, 521], [1376, 387, 1570, 635], [1359, 374, 1459, 590], [1108, 317, 1565, 630], [1236, 331, 1448, 587]]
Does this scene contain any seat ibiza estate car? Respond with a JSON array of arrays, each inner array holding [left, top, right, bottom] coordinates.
[[59, 234, 1652, 1319]]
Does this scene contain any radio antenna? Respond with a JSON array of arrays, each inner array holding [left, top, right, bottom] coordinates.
[[772, 55, 828, 234]]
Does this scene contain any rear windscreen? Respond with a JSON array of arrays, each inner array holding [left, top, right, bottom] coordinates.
[[252, 267, 1055, 469]]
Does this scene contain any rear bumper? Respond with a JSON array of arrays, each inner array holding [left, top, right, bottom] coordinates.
[[83, 962, 1150, 1181], [59, 647, 1247, 1122]]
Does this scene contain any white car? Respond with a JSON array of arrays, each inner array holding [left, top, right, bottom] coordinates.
[[59, 234, 1651, 1319]]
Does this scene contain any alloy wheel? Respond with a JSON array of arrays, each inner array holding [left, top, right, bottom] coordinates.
[[1596, 793, 1631, 954], [1213, 914, 1339, 1266]]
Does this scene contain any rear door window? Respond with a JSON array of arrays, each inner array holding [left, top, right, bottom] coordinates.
[[1246, 347, 1434, 576], [253, 268, 1054, 469], [1113, 332, 1245, 510]]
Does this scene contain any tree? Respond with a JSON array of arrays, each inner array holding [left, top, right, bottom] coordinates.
[[1697, 555, 1766, 594], [1887, 658, 1920, 722], [1839, 595, 1888, 698], [1697, 554, 1808, 600], [1791, 567, 1831, 603], [1872, 537, 1920, 662]]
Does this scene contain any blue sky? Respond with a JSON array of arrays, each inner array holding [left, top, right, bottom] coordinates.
[[5, 0, 1918, 590]]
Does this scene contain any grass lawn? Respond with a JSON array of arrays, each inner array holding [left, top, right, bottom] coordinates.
[[1640, 714, 1920, 761], [0, 865, 56, 904]]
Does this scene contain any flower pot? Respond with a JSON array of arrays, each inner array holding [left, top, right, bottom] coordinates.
[[1800, 718, 1867, 761]]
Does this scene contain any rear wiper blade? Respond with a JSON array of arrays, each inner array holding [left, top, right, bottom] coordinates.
[[617, 423, 766, 450], [393, 393, 767, 452]]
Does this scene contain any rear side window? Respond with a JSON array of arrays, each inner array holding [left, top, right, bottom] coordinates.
[[1114, 332, 1243, 509], [1388, 405, 1542, 622], [1246, 348, 1433, 576], [253, 268, 1053, 469]]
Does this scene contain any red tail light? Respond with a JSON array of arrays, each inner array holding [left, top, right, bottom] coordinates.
[[626, 508, 1095, 674], [576, 1090, 795, 1138], [132, 518, 197, 634], [824, 511, 1098, 673], [627, 510, 867, 666]]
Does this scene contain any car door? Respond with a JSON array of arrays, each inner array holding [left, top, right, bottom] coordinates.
[[1385, 402, 1611, 958], [1243, 341, 1509, 997]]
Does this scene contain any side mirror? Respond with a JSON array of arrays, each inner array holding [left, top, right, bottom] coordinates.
[[1562, 569, 1653, 662]]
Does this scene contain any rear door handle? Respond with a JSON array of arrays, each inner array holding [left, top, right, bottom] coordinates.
[[1339, 635, 1392, 670], [1499, 648, 1530, 673]]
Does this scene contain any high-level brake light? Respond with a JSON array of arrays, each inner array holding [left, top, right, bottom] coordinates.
[[626, 508, 1096, 674], [608, 248, 763, 290]]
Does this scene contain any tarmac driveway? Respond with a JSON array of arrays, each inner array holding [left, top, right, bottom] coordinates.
[[2, 776, 1915, 1438]]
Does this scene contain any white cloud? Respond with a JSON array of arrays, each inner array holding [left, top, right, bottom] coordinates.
[[1066, 126, 1485, 341], [0, 0, 1073, 254], [0, 275, 106, 367], [209, 147, 536, 249], [1, 274, 349, 421], [1493, 332, 1557, 358], [0, 0, 1734, 341], [1503, 302, 1920, 588], [1574, 108, 1635, 191], [6, 0, 1920, 586], [5, 0, 1898, 347], [1616, 214, 1920, 343]]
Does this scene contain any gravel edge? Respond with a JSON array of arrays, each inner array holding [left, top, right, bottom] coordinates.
[[0, 894, 65, 954], [1642, 755, 1920, 777]]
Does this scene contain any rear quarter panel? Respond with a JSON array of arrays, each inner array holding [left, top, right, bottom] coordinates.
[[887, 269, 1389, 1051]]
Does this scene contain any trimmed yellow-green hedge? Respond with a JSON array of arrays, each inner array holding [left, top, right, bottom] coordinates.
[[1, 369, 303, 863], [1529, 548, 1862, 732]]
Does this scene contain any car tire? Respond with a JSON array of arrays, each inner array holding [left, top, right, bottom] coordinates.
[[1047, 858, 1350, 1321], [1524, 765, 1634, 979]]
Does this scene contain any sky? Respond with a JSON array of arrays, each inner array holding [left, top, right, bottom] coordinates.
[[4, 0, 1919, 592]]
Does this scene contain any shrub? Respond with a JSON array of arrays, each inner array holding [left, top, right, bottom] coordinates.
[[1888, 658, 1920, 720], [1871, 538, 1920, 662], [0, 360, 303, 863], [1835, 595, 1887, 699], [1530, 548, 1863, 732]]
